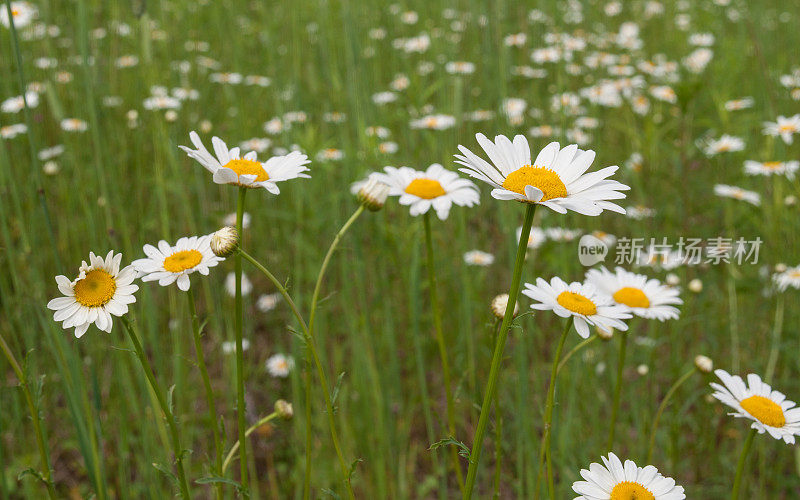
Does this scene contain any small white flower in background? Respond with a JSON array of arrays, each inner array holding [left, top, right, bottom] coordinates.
[[132, 235, 223, 292], [0, 123, 27, 139], [763, 114, 800, 144], [0, 2, 37, 29], [223, 211, 251, 229], [225, 272, 252, 297], [773, 265, 800, 291], [256, 293, 282, 312], [61, 118, 88, 132], [694, 355, 713, 373], [222, 338, 250, 354], [744, 160, 799, 179], [688, 278, 703, 293], [445, 61, 475, 75], [410, 114, 456, 130], [266, 353, 295, 378], [724, 97, 753, 111], [713, 184, 760, 206], [42, 161, 60, 175], [463, 250, 494, 267], [38, 144, 65, 161], [490, 293, 519, 319], [1, 91, 38, 113], [517, 226, 546, 249], [636, 364, 649, 376]]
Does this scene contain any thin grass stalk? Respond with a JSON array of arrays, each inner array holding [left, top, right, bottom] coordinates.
[[731, 429, 757, 500], [464, 203, 536, 500], [491, 319, 502, 500], [646, 367, 697, 462], [120, 318, 190, 499], [607, 331, 628, 450], [764, 293, 785, 383], [423, 212, 464, 491], [186, 287, 223, 500], [222, 412, 279, 474], [0, 333, 57, 499], [234, 186, 249, 490], [556, 334, 597, 376]]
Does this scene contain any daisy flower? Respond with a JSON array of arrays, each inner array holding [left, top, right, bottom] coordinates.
[[463, 250, 494, 266], [572, 452, 686, 499], [585, 266, 682, 321], [179, 131, 310, 194], [132, 235, 223, 291], [522, 277, 631, 338], [266, 353, 295, 378], [455, 134, 629, 215], [713, 184, 761, 206], [744, 160, 799, 179], [47, 251, 138, 338], [763, 114, 800, 145], [710, 369, 800, 444], [773, 265, 800, 291], [703, 135, 745, 155], [372, 163, 479, 220], [0, 2, 37, 29]]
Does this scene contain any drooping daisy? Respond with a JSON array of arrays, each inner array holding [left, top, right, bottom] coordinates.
[[47, 251, 138, 338], [372, 163, 479, 220], [266, 353, 295, 378], [710, 369, 800, 444], [455, 134, 629, 215], [132, 235, 223, 292], [179, 131, 310, 194], [763, 114, 800, 145], [522, 277, 631, 338], [744, 160, 799, 179], [572, 452, 686, 499], [773, 265, 800, 291], [585, 266, 682, 321]]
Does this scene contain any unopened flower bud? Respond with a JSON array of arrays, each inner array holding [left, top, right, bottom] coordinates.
[[694, 355, 713, 373], [665, 273, 680, 286], [688, 278, 703, 293], [357, 177, 390, 211], [775, 263, 787, 273], [210, 226, 239, 257], [275, 399, 293, 419], [490, 294, 519, 319], [597, 326, 614, 340], [636, 364, 649, 376]]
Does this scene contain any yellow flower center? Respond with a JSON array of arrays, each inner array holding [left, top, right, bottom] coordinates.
[[163, 249, 203, 273], [763, 161, 782, 170], [223, 158, 269, 182], [12, 9, 20, 16], [502, 165, 567, 201], [778, 124, 796, 133], [556, 291, 597, 316], [613, 287, 650, 308], [405, 178, 446, 199], [610, 481, 655, 500], [73, 270, 117, 308], [740, 395, 786, 427]]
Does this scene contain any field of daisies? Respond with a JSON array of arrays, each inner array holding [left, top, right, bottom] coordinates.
[[3, 0, 800, 498]]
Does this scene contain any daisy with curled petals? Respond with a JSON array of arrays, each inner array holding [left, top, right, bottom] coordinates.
[[522, 277, 632, 338], [179, 131, 310, 194], [47, 251, 138, 338], [132, 234, 223, 291], [585, 266, 682, 321], [710, 369, 800, 444], [372, 163, 479, 220], [572, 452, 686, 500], [454, 133, 629, 215]]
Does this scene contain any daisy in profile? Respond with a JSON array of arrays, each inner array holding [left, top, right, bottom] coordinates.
[[585, 266, 682, 321], [132, 235, 223, 291], [372, 163, 479, 219], [47, 251, 138, 338], [179, 131, 310, 194], [455, 134, 629, 215], [710, 369, 800, 444], [572, 452, 686, 499], [713, 184, 760, 206], [522, 277, 631, 338], [773, 265, 800, 291], [744, 160, 799, 179], [703, 134, 745, 155], [763, 114, 800, 144], [463, 250, 494, 266]]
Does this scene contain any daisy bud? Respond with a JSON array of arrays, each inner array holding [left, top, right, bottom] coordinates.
[[636, 364, 649, 376], [42, 161, 60, 176], [210, 226, 239, 257], [785, 195, 797, 206], [357, 177, 390, 211], [775, 263, 787, 273], [665, 273, 680, 286], [597, 326, 614, 340], [490, 293, 519, 319], [688, 278, 703, 293], [274, 399, 294, 420], [694, 355, 713, 373]]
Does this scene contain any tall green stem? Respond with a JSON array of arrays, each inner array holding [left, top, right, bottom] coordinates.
[[607, 331, 628, 450], [535, 317, 574, 500], [424, 212, 464, 491], [238, 249, 355, 499], [304, 204, 364, 498], [646, 367, 696, 463], [234, 187, 249, 490], [731, 429, 756, 500], [0, 333, 57, 499], [764, 293, 785, 383], [186, 287, 223, 500], [464, 203, 536, 499], [121, 318, 190, 499]]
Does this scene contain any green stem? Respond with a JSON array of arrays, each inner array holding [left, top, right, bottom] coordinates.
[[222, 412, 279, 475], [555, 335, 597, 376], [764, 294, 785, 383], [424, 212, 464, 492], [234, 187, 249, 491], [535, 317, 574, 500], [121, 318, 190, 499], [304, 204, 364, 498], [646, 367, 697, 463], [464, 203, 536, 500], [186, 287, 223, 500], [238, 249, 355, 500], [0, 333, 57, 499], [607, 331, 628, 450], [491, 319, 502, 500], [731, 429, 756, 500]]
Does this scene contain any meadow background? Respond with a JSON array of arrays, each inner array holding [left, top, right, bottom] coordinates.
[[1, 0, 800, 498]]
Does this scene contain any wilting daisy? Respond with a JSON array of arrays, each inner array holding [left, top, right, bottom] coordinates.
[[372, 163, 479, 220], [763, 114, 800, 144], [522, 277, 631, 338], [455, 134, 629, 215], [179, 131, 310, 194], [266, 353, 295, 378], [47, 251, 138, 338], [773, 265, 800, 291], [710, 369, 800, 444], [572, 452, 686, 499], [585, 266, 682, 321], [132, 235, 223, 291], [744, 160, 799, 179]]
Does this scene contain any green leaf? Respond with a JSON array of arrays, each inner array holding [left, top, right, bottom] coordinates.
[[330, 371, 346, 409]]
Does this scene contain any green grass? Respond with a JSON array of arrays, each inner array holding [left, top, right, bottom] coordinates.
[[2, 0, 800, 498]]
